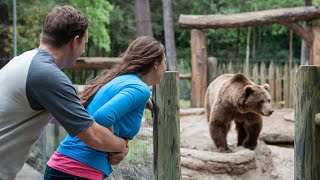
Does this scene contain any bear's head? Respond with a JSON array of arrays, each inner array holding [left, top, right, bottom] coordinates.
[[241, 84, 274, 116]]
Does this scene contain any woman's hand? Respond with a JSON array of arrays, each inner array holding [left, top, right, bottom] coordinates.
[[108, 139, 129, 165]]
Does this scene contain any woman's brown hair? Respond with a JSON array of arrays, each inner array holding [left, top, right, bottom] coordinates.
[[79, 36, 165, 107]]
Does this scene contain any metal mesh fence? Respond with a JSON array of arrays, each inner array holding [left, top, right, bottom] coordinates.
[[105, 111, 153, 180]]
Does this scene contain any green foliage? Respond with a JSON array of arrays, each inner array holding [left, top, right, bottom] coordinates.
[[14, 0, 54, 55], [2, 0, 313, 63], [3, 0, 113, 57], [72, 0, 113, 54], [108, 1, 136, 57]]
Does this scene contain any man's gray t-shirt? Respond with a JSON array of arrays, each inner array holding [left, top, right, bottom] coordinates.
[[0, 48, 94, 180]]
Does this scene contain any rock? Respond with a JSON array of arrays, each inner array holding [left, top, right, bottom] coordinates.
[[180, 108, 205, 116], [283, 111, 294, 122], [267, 145, 294, 180], [259, 109, 294, 144], [270, 170, 279, 179], [254, 142, 273, 173], [181, 148, 256, 174]]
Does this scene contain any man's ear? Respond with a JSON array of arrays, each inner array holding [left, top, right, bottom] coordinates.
[[154, 63, 158, 70], [244, 85, 254, 96], [71, 35, 80, 49]]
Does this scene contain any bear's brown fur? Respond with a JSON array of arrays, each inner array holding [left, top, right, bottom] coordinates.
[[204, 73, 273, 153]]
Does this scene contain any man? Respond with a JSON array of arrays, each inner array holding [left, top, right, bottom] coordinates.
[[0, 5, 128, 180]]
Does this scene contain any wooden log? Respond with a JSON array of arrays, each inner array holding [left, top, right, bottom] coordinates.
[[190, 29, 207, 107], [153, 71, 181, 180], [295, 65, 320, 180], [66, 57, 121, 70], [179, 6, 320, 29], [179, 74, 192, 80]]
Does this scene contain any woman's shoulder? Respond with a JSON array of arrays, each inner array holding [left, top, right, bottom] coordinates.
[[118, 74, 150, 92]]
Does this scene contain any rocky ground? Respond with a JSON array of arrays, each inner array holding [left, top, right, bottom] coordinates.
[[180, 108, 294, 180]]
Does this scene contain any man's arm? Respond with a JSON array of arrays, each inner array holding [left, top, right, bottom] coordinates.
[[109, 139, 129, 165], [77, 122, 127, 152]]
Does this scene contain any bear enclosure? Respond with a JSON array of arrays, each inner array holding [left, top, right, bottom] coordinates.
[[179, 6, 320, 180]]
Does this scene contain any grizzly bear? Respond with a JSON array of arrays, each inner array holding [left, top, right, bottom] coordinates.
[[204, 73, 274, 153]]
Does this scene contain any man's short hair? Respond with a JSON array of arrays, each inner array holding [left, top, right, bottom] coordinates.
[[40, 5, 89, 48]]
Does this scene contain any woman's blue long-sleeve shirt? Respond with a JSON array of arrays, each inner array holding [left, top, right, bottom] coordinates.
[[57, 74, 150, 176]]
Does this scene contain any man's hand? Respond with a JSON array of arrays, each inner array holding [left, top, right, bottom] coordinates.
[[108, 139, 129, 165]]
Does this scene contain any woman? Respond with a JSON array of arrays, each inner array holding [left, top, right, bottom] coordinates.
[[44, 36, 166, 180]]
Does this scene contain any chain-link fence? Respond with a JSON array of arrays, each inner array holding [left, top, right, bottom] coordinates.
[[106, 115, 153, 180]]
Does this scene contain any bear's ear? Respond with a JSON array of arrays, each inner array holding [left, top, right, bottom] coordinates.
[[262, 84, 269, 91], [244, 85, 254, 96]]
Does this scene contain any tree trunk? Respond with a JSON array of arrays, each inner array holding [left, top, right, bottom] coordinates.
[[134, 0, 153, 37], [162, 0, 177, 70]]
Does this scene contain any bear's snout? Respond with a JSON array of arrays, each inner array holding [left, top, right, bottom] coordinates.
[[266, 109, 274, 116], [261, 102, 274, 116], [262, 108, 274, 116]]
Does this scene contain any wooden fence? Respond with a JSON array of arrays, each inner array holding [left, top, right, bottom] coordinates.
[[208, 57, 299, 109]]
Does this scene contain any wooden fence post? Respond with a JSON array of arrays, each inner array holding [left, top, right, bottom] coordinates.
[[268, 62, 275, 107], [260, 62, 266, 85], [275, 65, 282, 108], [252, 63, 259, 84], [311, 21, 320, 65], [284, 63, 290, 108], [153, 71, 181, 180], [207, 57, 217, 86], [190, 29, 207, 107], [295, 65, 320, 180]]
